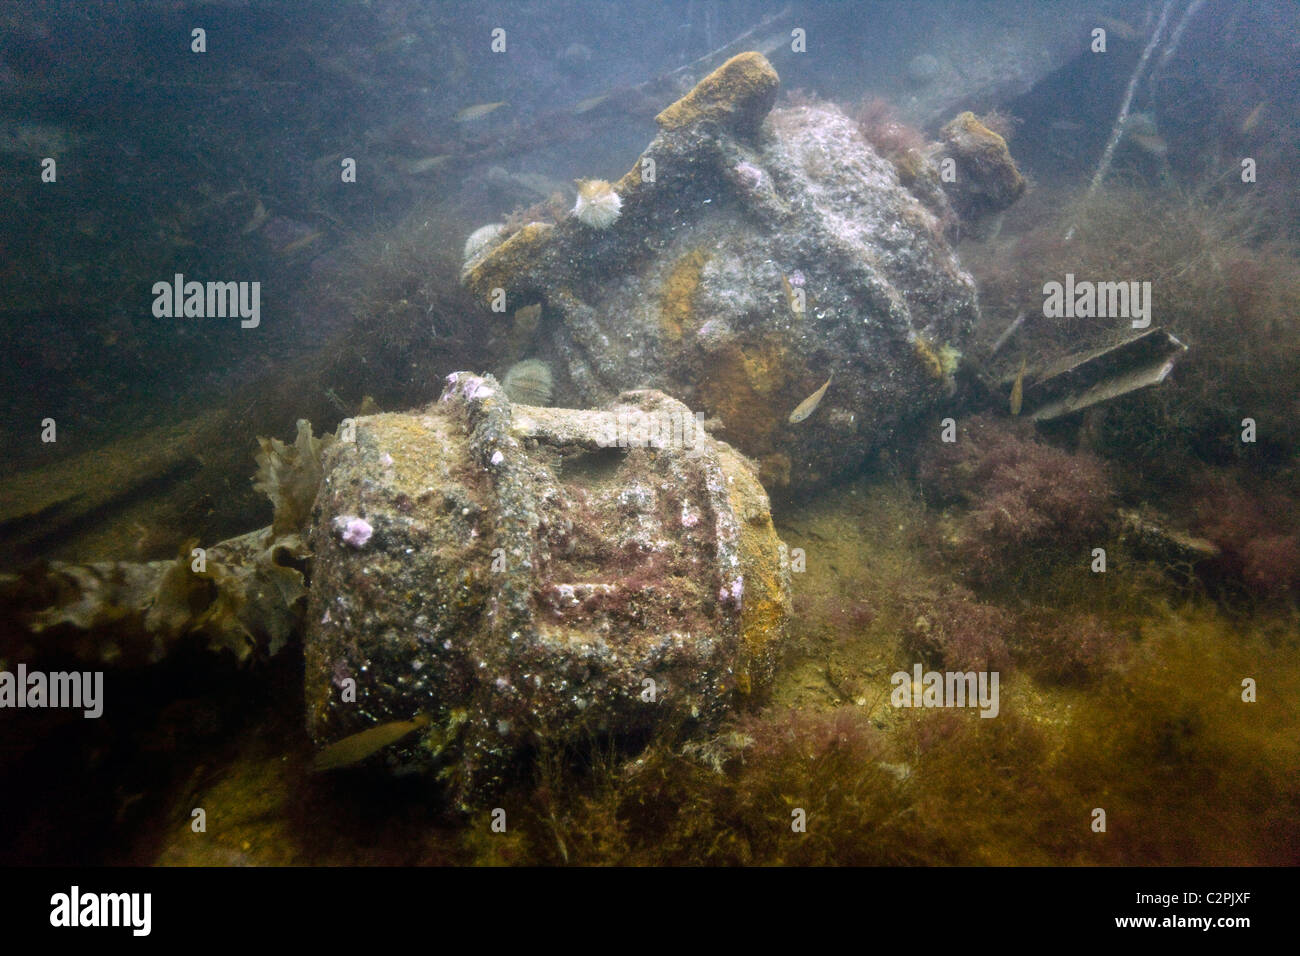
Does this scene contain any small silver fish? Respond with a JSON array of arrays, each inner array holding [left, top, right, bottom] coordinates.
[[1240, 100, 1266, 134], [240, 198, 268, 234], [1097, 15, 1141, 41], [407, 154, 451, 174], [455, 101, 506, 122], [789, 375, 832, 424], [573, 93, 609, 114], [1127, 131, 1168, 157], [311, 713, 430, 772], [278, 229, 324, 255]]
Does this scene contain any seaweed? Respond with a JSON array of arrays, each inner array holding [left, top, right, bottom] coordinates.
[[916, 414, 1115, 589], [252, 419, 335, 538]]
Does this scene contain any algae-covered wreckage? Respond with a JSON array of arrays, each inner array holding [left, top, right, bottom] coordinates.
[[2, 51, 1187, 799], [461, 52, 1028, 491], [3, 44, 1235, 840]]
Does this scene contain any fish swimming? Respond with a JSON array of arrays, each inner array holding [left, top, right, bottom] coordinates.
[[789, 375, 832, 423], [240, 198, 268, 235], [455, 101, 506, 122], [781, 273, 804, 317], [1096, 15, 1141, 42], [407, 154, 451, 174], [1123, 113, 1168, 156], [573, 93, 610, 114], [1127, 131, 1168, 157], [1240, 100, 1266, 134], [311, 713, 430, 771], [1009, 358, 1026, 416], [278, 229, 324, 255]]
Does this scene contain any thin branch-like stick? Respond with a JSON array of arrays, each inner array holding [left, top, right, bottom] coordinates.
[[656, 4, 795, 89], [989, 310, 1027, 357], [1066, 0, 1178, 240], [1153, 0, 1207, 79]]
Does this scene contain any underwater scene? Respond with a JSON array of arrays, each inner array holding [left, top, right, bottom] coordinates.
[[1, 0, 1298, 885]]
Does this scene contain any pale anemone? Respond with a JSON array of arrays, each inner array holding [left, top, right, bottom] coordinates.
[[572, 179, 622, 229], [462, 222, 505, 266], [503, 358, 554, 406]]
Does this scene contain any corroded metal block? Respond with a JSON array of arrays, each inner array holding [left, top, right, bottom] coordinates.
[[304, 372, 790, 804], [463, 52, 999, 490]]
